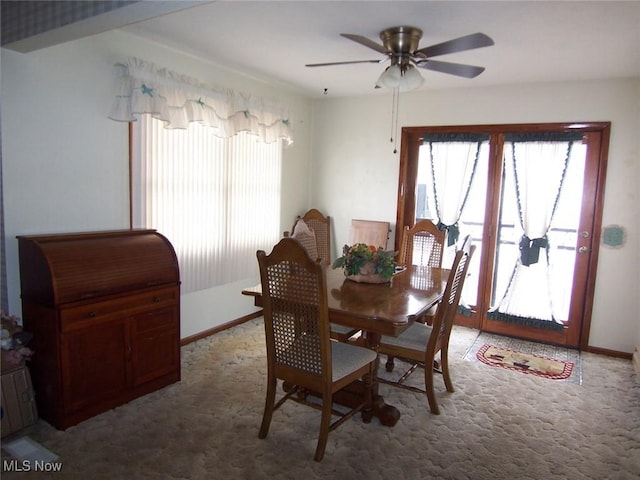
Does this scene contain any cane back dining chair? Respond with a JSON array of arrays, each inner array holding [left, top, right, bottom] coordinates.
[[257, 238, 377, 461], [384, 220, 446, 370], [397, 219, 446, 269], [378, 236, 475, 415], [398, 219, 446, 325], [284, 210, 355, 342]]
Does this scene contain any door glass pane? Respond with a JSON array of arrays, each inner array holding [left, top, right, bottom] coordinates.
[[548, 143, 586, 320], [415, 147, 434, 220], [491, 140, 586, 324], [455, 143, 489, 307], [416, 141, 490, 308]]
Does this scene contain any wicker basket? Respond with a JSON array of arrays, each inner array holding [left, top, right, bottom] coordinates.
[[345, 262, 390, 284]]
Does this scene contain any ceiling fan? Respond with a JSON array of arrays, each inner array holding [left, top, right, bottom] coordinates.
[[306, 26, 494, 91]]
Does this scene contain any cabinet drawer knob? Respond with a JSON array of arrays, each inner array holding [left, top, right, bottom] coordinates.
[[153, 296, 161, 303], [88, 311, 97, 318]]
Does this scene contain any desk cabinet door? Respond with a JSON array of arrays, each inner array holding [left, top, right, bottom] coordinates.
[[131, 307, 179, 386], [61, 320, 129, 413]]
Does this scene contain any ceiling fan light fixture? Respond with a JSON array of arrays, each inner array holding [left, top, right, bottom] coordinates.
[[375, 64, 423, 92], [399, 65, 424, 92], [375, 64, 401, 89]]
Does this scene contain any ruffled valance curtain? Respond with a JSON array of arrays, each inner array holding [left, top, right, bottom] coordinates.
[[109, 57, 293, 144]]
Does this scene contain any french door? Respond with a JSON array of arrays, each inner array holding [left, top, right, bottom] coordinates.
[[396, 123, 610, 348]]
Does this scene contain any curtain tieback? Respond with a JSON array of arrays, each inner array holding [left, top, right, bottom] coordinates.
[[519, 235, 548, 266], [437, 222, 460, 247]]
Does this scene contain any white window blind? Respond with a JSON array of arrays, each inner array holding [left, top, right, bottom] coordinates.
[[131, 115, 282, 293]]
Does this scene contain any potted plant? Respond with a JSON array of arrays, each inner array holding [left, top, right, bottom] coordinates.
[[332, 243, 397, 283]]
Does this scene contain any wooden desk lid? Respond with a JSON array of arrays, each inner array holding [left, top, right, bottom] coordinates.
[[17, 229, 180, 305]]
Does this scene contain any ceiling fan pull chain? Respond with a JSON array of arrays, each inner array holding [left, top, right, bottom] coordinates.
[[391, 87, 399, 154], [389, 88, 396, 145]]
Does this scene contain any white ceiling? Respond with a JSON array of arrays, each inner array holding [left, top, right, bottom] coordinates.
[[111, 1, 640, 98]]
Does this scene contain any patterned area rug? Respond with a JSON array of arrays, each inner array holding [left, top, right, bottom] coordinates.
[[464, 331, 582, 384], [476, 344, 574, 380]]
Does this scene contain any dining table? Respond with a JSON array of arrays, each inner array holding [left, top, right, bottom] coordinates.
[[241, 264, 449, 427]]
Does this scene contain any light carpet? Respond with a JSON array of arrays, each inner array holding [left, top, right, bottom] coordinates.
[[1, 318, 639, 479]]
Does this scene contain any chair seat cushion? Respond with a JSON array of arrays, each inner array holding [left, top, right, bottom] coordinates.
[[381, 322, 433, 353], [331, 341, 377, 382]]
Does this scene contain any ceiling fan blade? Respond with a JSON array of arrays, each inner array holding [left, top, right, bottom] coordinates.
[[416, 60, 486, 78], [341, 33, 389, 55], [415, 32, 494, 58], [306, 59, 385, 67]]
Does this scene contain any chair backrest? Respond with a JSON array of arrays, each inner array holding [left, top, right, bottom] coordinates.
[[257, 238, 332, 386], [428, 236, 475, 355], [398, 219, 445, 268], [348, 219, 390, 250], [458, 233, 472, 252]]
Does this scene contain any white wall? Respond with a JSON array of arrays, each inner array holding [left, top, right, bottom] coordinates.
[[1, 30, 313, 339], [311, 79, 640, 354]]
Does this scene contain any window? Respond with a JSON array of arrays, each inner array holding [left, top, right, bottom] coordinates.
[[131, 116, 282, 294]]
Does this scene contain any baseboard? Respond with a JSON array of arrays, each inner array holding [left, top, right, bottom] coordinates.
[[585, 345, 633, 360], [180, 310, 263, 346]]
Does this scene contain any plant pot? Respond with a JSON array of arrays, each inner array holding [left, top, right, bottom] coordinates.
[[345, 262, 390, 284]]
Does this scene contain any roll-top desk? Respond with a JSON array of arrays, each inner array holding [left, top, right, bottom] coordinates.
[[17, 229, 181, 429]]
